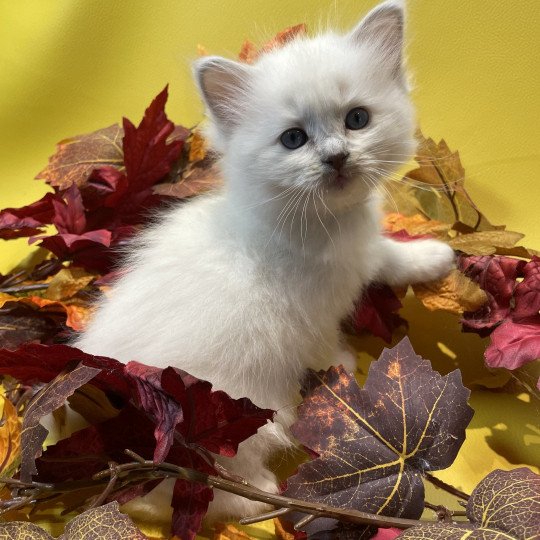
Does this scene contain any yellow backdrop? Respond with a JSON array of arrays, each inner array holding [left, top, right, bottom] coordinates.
[[1, 0, 539, 273], [0, 2, 538, 537]]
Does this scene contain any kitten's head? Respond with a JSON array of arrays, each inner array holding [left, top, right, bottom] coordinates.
[[194, 0, 415, 214]]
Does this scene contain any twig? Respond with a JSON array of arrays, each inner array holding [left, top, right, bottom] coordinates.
[[0, 283, 49, 294], [425, 473, 470, 501], [0, 452, 472, 532]]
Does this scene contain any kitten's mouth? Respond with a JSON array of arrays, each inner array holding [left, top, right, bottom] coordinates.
[[326, 170, 351, 190]]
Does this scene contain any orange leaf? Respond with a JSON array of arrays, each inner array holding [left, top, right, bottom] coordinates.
[[213, 523, 255, 540], [0, 395, 21, 477]]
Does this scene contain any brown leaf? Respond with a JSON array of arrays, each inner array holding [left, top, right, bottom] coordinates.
[[153, 161, 222, 200], [0, 394, 21, 478], [36, 124, 124, 190], [44, 267, 95, 301], [20, 362, 100, 482], [213, 523, 255, 540], [67, 384, 120, 425], [0, 522, 53, 539], [0, 295, 63, 349], [448, 230, 525, 256], [61, 501, 148, 539], [397, 131, 498, 232], [412, 269, 488, 315]]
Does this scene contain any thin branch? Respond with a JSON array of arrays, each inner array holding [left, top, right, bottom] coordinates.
[[425, 473, 470, 501], [0, 283, 49, 294], [0, 451, 450, 531]]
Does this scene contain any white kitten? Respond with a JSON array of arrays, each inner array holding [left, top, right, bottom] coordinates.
[[75, 0, 454, 523]]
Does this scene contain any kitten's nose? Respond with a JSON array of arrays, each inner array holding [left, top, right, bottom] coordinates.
[[323, 152, 349, 171]]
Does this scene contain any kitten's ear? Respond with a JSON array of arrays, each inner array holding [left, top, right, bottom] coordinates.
[[194, 56, 251, 131], [348, 0, 405, 82]]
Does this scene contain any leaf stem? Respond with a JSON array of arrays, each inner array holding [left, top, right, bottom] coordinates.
[[425, 473, 470, 501]]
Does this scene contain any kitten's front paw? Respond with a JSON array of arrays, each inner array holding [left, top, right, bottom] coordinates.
[[409, 240, 455, 283]]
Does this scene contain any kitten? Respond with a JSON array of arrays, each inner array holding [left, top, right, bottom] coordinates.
[[75, 0, 454, 522]]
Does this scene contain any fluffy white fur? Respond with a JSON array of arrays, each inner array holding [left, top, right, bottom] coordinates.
[[75, 0, 454, 523]]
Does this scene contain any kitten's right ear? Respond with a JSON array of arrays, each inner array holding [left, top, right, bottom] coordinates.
[[194, 57, 251, 132]]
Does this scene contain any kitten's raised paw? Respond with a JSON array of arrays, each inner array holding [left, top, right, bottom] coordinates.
[[409, 240, 456, 283]]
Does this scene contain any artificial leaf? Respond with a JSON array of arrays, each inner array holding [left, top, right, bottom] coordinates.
[[459, 255, 525, 332], [0, 298, 64, 349], [62, 501, 149, 539], [348, 284, 406, 343], [44, 267, 95, 301], [214, 523, 255, 540], [238, 24, 306, 64], [0, 393, 21, 478], [383, 213, 450, 240], [484, 319, 540, 370], [35, 124, 124, 190], [0, 521, 53, 539], [448, 230, 525, 256], [513, 256, 540, 320], [284, 337, 473, 536], [412, 269, 488, 315], [19, 362, 100, 481], [405, 132, 495, 232], [188, 130, 207, 163], [154, 161, 222, 199], [0, 193, 58, 240], [121, 86, 183, 193], [398, 468, 540, 539]]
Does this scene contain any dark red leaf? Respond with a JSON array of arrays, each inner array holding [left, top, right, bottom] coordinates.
[[0, 193, 57, 239], [0, 343, 131, 397], [348, 284, 405, 343], [161, 366, 274, 456], [122, 86, 183, 193], [171, 479, 213, 540], [51, 184, 87, 234], [33, 229, 113, 273], [459, 255, 525, 332], [513, 256, 540, 320]]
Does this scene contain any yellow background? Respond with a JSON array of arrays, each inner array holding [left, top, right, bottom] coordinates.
[[0, 2, 539, 537], [1, 0, 539, 273]]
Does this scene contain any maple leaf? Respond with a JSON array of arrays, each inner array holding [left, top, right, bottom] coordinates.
[[398, 468, 540, 539], [0, 343, 273, 540], [35, 124, 124, 190], [348, 284, 406, 343], [19, 362, 100, 482], [284, 337, 473, 537], [121, 86, 183, 192], [383, 213, 450, 240], [0, 193, 58, 239], [412, 269, 488, 315]]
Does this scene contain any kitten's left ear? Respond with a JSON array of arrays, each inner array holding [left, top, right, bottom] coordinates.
[[348, 0, 406, 83]]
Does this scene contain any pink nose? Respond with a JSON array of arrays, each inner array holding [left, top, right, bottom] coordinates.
[[324, 152, 349, 170]]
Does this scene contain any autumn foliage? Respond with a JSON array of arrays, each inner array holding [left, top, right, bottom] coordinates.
[[0, 26, 538, 540]]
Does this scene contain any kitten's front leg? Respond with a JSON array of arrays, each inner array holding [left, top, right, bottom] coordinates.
[[377, 237, 455, 286]]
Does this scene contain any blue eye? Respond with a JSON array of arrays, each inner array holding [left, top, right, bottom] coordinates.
[[280, 128, 308, 150], [345, 107, 369, 130]]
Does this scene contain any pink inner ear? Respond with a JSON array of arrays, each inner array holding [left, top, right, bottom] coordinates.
[[197, 58, 251, 126]]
